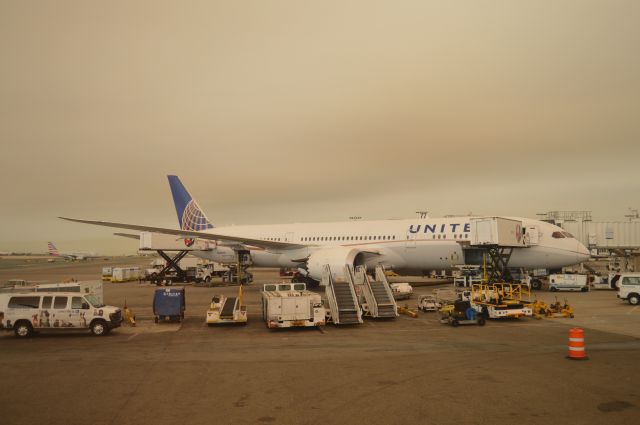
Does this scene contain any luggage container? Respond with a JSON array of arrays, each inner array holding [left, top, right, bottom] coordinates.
[[153, 287, 186, 323]]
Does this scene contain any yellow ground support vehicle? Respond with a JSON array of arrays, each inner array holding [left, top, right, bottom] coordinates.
[[531, 298, 574, 318], [439, 300, 486, 327], [470, 283, 533, 319], [206, 286, 248, 325]]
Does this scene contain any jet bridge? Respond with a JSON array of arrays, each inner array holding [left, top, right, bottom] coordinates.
[[321, 265, 363, 325], [349, 266, 398, 319]]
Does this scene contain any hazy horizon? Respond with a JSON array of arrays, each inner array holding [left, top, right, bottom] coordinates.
[[1, 1, 639, 254]]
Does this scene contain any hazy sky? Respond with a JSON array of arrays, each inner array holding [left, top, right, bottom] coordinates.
[[1, 1, 639, 254]]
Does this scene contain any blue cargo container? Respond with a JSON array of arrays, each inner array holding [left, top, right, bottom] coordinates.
[[153, 287, 186, 323]]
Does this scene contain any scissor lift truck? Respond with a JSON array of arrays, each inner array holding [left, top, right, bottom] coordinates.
[[206, 286, 247, 325]]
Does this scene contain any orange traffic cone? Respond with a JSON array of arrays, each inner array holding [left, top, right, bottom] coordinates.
[[567, 328, 588, 360]]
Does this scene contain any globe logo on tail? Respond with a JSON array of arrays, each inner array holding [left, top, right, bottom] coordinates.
[[181, 200, 213, 232]]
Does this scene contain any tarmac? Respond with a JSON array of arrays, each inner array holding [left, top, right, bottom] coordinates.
[[0, 257, 639, 425]]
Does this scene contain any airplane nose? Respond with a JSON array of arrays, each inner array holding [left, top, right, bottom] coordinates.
[[576, 241, 590, 262]]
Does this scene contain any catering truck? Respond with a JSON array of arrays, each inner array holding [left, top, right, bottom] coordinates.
[[0, 291, 122, 337]]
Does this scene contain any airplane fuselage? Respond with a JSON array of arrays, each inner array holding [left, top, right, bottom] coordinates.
[[188, 216, 590, 277]]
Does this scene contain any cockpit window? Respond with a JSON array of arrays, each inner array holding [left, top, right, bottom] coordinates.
[[552, 231, 565, 239], [562, 232, 574, 238]]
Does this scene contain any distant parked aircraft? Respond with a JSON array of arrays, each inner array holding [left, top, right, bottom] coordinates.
[[47, 242, 98, 260]]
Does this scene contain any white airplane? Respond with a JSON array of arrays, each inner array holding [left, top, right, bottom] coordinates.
[[60, 175, 590, 283], [47, 242, 99, 261]]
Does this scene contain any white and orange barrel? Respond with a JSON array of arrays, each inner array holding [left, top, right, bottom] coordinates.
[[567, 328, 588, 360]]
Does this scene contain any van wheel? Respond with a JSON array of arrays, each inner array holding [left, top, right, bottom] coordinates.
[[531, 279, 542, 290], [629, 294, 640, 306], [14, 321, 33, 338], [550, 287, 558, 292], [477, 317, 486, 326], [581, 287, 588, 292], [91, 320, 108, 336]]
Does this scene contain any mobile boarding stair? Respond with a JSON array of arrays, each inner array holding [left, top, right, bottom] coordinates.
[[351, 266, 398, 319], [321, 265, 363, 325]]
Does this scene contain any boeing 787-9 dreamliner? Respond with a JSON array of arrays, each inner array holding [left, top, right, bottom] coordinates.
[[61, 176, 590, 283]]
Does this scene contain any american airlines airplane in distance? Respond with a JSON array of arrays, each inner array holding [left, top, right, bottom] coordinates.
[[60, 175, 590, 283], [47, 242, 99, 261]]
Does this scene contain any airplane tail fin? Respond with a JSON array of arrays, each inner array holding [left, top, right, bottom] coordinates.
[[167, 175, 214, 231], [47, 242, 60, 256]]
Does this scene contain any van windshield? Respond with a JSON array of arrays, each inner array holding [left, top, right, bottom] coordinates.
[[85, 295, 104, 308]]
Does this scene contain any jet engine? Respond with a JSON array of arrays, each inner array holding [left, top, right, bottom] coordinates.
[[304, 247, 366, 282]]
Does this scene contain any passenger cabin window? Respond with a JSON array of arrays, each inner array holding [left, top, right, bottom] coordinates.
[[8, 296, 40, 309], [552, 231, 565, 239], [53, 297, 68, 309], [72, 296, 88, 309], [293, 283, 306, 291], [622, 277, 640, 285], [42, 296, 53, 309]]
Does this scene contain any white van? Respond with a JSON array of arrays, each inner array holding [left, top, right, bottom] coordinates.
[[0, 292, 122, 337], [616, 273, 640, 305], [547, 274, 589, 292]]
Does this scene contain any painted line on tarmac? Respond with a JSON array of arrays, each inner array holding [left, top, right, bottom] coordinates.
[[127, 333, 139, 341], [626, 306, 639, 315]]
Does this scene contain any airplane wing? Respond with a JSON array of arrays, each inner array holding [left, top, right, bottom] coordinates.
[[114, 233, 141, 240], [59, 217, 305, 250]]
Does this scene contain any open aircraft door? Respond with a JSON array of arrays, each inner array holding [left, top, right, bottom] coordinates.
[[525, 225, 540, 245]]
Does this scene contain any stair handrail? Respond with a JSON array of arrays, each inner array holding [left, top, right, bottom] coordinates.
[[356, 265, 378, 317], [374, 266, 399, 311], [322, 264, 340, 324]]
